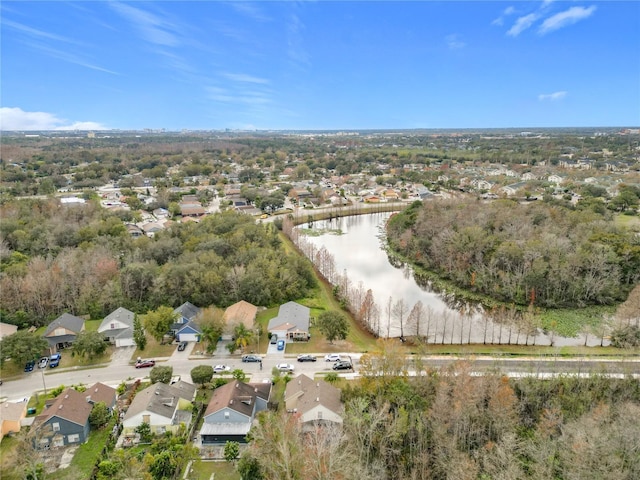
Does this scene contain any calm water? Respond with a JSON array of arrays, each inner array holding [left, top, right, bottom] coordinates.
[[299, 213, 602, 346]]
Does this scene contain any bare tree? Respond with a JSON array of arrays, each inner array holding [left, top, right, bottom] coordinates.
[[407, 301, 425, 338], [392, 298, 407, 339], [385, 296, 393, 338]]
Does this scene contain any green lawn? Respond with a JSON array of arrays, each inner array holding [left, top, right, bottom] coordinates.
[[614, 213, 640, 229], [56, 421, 115, 480], [189, 459, 240, 480], [133, 334, 177, 360]]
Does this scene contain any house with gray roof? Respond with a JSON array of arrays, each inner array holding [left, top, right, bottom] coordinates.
[[171, 302, 202, 342], [43, 313, 85, 352], [122, 381, 196, 436], [267, 301, 311, 342], [199, 380, 271, 444], [98, 307, 136, 347], [284, 374, 343, 431]]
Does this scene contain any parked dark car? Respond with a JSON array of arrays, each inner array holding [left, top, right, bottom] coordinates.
[[177, 341, 188, 351], [270, 336, 278, 344], [297, 354, 317, 362], [24, 360, 35, 372], [49, 353, 61, 368], [135, 359, 156, 368], [332, 361, 353, 371], [241, 354, 262, 363]]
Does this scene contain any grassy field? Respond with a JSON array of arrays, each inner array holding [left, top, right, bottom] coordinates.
[[190, 459, 240, 480], [132, 334, 177, 360], [614, 213, 640, 229]]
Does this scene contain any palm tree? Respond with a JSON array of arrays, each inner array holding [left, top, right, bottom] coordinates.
[[233, 323, 254, 353]]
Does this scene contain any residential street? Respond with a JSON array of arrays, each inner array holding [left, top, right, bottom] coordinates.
[[1, 341, 639, 403]]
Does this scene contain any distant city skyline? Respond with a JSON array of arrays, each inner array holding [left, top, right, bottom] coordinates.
[[1, 1, 639, 131]]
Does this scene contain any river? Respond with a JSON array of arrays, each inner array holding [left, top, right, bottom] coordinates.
[[298, 213, 606, 347]]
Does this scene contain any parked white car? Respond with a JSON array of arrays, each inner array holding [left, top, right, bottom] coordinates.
[[324, 354, 341, 362], [213, 365, 231, 373], [276, 363, 295, 373]]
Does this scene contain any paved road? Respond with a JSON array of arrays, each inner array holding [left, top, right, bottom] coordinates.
[[1, 345, 639, 403]]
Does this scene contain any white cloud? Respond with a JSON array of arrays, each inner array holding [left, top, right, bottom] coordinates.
[[0, 107, 107, 131], [109, 2, 181, 47], [492, 6, 516, 26], [3, 19, 75, 43], [507, 13, 540, 37], [222, 73, 270, 84], [445, 34, 465, 50], [538, 6, 597, 35], [538, 91, 567, 101]]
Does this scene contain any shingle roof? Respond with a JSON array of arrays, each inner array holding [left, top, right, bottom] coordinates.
[[86, 382, 117, 408], [44, 313, 84, 337], [0, 400, 28, 423], [204, 381, 271, 418], [123, 381, 196, 422], [33, 388, 92, 428], [267, 302, 310, 332], [173, 302, 200, 322], [223, 301, 258, 329], [284, 374, 342, 417]]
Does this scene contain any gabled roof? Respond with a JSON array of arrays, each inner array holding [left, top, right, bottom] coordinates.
[[85, 382, 117, 407], [98, 307, 135, 332], [124, 381, 196, 422], [224, 301, 258, 329], [204, 381, 271, 418], [0, 400, 28, 423], [44, 313, 84, 338], [267, 302, 310, 333], [284, 374, 342, 417], [173, 302, 200, 321], [176, 320, 201, 335], [33, 388, 92, 428]]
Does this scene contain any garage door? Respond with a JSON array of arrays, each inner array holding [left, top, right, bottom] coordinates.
[[179, 333, 199, 342]]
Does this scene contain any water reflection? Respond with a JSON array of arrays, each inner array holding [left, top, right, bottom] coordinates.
[[297, 213, 603, 347]]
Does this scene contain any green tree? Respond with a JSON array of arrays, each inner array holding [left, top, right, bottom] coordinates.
[[317, 311, 349, 344], [197, 307, 225, 354], [144, 306, 178, 344], [190, 365, 214, 386], [73, 330, 108, 358], [134, 422, 152, 443], [224, 441, 240, 463], [89, 402, 111, 429], [149, 451, 176, 480], [232, 369, 247, 382], [237, 451, 264, 480], [0, 330, 48, 367], [150, 365, 173, 384], [233, 323, 254, 353], [133, 314, 147, 351]]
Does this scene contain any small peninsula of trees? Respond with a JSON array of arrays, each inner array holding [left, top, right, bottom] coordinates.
[[386, 199, 640, 309]]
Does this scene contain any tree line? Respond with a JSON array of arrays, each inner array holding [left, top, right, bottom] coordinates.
[[386, 199, 640, 309], [0, 200, 316, 327]]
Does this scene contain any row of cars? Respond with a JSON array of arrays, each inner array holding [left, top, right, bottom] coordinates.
[[24, 353, 62, 372], [240, 353, 353, 370]]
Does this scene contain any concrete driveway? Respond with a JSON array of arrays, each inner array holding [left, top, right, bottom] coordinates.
[[110, 346, 136, 366]]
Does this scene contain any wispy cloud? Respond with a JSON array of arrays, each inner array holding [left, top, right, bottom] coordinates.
[[538, 6, 597, 35], [507, 13, 540, 37], [491, 6, 516, 26], [109, 2, 181, 47], [0, 107, 107, 131], [538, 91, 567, 101], [2, 19, 76, 43], [287, 12, 310, 67], [23, 41, 119, 75], [227, 2, 271, 22], [222, 73, 270, 84], [445, 34, 465, 50]]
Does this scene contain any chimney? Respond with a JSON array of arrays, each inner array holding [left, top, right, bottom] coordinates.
[[316, 397, 319, 402]]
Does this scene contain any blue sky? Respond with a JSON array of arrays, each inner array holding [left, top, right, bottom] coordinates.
[[1, 1, 638, 130]]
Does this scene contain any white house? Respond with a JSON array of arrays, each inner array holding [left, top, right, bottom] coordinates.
[[98, 307, 136, 347], [122, 381, 196, 436], [284, 374, 343, 431]]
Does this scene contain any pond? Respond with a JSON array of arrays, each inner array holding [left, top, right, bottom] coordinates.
[[297, 213, 604, 347]]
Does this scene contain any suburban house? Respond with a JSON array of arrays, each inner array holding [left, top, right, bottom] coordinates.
[[84, 382, 118, 413], [32, 388, 92, 449], [0, 322, 17, 340], [284, 374, 343, 431], [43, 313, 85, 352], [199, 380, 271, 444], [267, 301, 311, 342], [0, 399, 28, 441], [122, 381, 196, 436], [223, 301, 258, 330], [98, 307, 136, 347], [171, 302, 202, 342]]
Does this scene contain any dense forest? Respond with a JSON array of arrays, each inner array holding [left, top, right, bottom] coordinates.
[[240, 348, 640, 480], [386, 198, 640, 309], [0, 199, 316, 326]]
